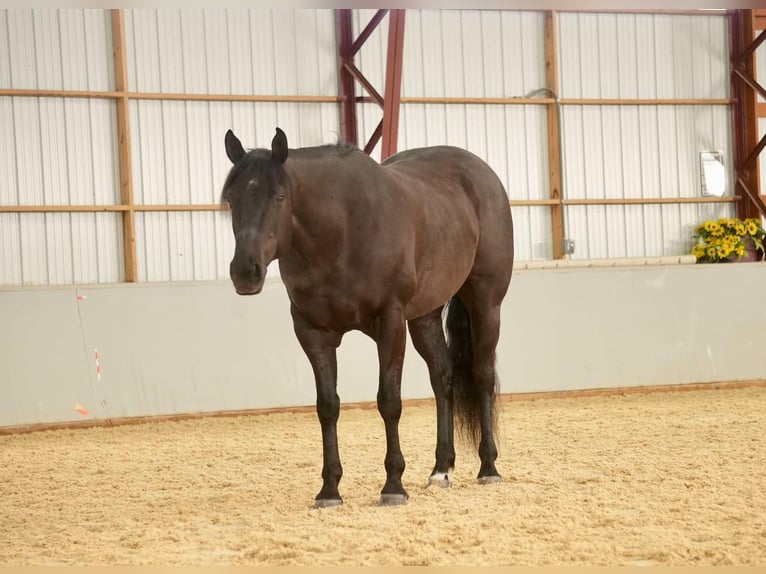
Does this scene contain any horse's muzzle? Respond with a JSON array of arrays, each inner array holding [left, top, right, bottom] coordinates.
[[233, 278, 264, 296], [230, 261, 265, 295]]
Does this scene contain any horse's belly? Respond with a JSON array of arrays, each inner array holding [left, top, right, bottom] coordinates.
[[404, 247, 476, 319]]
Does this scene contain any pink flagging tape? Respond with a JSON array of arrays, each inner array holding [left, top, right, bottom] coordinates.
[[74, 402, 89, 416], [76, 295, 87, 301], [95, 348, 101, 381]]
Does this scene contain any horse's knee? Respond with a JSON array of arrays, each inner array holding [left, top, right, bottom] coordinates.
[[377, 378, 402, 420], [377, 393, 402, 421], [316, 392, 340, 423]]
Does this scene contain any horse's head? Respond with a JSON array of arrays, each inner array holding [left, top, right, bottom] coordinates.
[[221, 128, 292, 295]]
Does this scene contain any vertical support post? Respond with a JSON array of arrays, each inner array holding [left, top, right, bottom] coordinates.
[[730, 9, 764, 221], [742, 10, 763, 220], [336, 9, 358, 147], [111, 9, 137, 282], [544, 10, 565, 259], [381, 9, 405, 161]]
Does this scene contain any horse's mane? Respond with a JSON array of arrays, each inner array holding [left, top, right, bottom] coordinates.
[[220, 143, 360, 209], [291, 142, 360, 159]]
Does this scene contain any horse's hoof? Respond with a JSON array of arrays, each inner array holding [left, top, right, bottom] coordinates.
[[313, 498, 343, 509], [378, 493, 408, 506], [477, 475, 502, 485], [427, 472, 452, 488]]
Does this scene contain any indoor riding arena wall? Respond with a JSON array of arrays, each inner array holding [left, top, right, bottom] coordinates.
[[2, 261, 765, 430], [2, 9, 766, 566]]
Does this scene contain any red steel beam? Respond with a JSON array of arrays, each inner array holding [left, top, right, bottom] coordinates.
[[381, 9, 406, 160], [343, 61, 385, 107], [349, 9, 388, 58], [336, 9, 405, 158], [729, 9, 766, 220], [364, 120, 384, 156], [336, 9, 358, 146]]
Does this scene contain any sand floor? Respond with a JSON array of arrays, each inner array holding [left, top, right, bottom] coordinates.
[[1, 386, 764, 565]]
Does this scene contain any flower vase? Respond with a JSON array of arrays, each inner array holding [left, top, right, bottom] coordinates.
[[739, 236, 764, 262]]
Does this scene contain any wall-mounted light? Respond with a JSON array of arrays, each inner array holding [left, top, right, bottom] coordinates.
[[700, 151, 725, 197]]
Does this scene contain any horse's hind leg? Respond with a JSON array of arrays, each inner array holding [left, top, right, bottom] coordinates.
[[407, 307, 455, 487], [459, 287, 505, 483]]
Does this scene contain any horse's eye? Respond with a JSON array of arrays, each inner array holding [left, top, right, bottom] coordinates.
[[277, 194, 286, 203]]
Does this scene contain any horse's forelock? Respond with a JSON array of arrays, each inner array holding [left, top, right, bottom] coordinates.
[[220, 149, 289, 211]]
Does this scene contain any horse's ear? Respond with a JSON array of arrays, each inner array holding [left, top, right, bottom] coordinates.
[[225, 129, 246, 164], [271, 127, 288, 164]]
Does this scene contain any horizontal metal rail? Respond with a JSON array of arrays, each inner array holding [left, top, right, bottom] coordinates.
[[0, 196, 737, 214]]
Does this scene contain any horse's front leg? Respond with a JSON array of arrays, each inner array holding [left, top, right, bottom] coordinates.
[[373, 306, 409, 506], [291, 306, 344, 508]]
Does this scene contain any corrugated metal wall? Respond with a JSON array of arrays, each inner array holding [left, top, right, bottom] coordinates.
[[354, 9, 551, 261], [125, 9, 339, 281], [558, 12, 734, 258], [353, 10, 734, 261], [405, 10, 551, 262], [0, 9, 744, 284], [0, 9, 123, 285]]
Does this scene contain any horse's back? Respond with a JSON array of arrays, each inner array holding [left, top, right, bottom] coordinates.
[[383, 146, 512, 221]]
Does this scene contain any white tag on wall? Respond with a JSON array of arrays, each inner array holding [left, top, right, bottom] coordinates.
[[700, 151, 725, 197]]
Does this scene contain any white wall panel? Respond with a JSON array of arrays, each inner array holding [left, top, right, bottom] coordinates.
[[135, 212, 236, 282], [38, 99, 69, 205], [566, 202, 734, 259], [6, 98, 43, 205], [4, 10, 38, 88], [400, 10, 545, 99], [0, 96, 119, 209], [0, 9, 111, 91], [0, 214, 23, 284], [361, 9, 549, 259], [0, 99, 18, 205], [0, 11, 10, 87], [19, 213, 47, 284], [0, 2, 119, 288], [1, 213, 122, 285], [512, 206, 553, 261], [558, 13, 729, 99], [561, 105, 733, 259], [125, 9, 337, 96]]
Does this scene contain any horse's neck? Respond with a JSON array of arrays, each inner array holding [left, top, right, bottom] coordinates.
[[283, 159, 355, 266]]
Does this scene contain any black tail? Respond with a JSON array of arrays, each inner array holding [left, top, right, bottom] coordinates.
[[446, 296, 496, 449]]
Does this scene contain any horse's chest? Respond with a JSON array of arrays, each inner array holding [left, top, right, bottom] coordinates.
[[284, 278, 376, 332]]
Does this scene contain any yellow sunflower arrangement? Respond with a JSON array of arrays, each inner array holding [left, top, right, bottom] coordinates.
[[691, 217, 765, 262]]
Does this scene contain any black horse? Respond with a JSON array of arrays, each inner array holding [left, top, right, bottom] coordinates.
[[221, 128, 514, 507]]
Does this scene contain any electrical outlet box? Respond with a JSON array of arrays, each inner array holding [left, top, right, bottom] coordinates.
[[563, 238, 575, 255]]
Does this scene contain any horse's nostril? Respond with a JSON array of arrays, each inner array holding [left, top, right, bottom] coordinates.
[[251, 262, 261, 278]]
